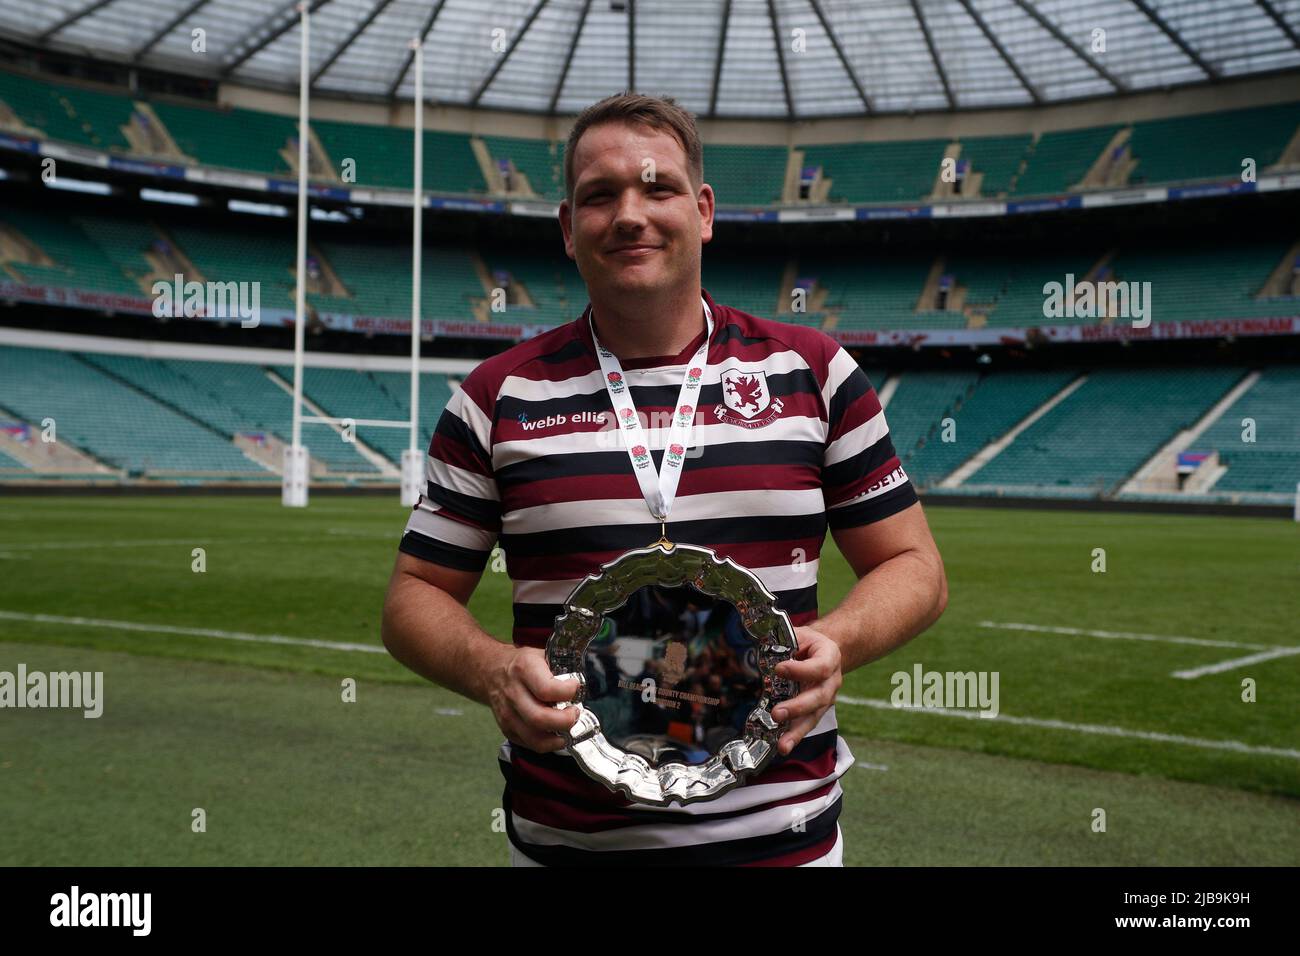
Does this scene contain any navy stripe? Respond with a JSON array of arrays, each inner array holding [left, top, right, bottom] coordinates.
[[827, 364, 872, 431], [434, 405, 491, 465], [823, 431, 899, 491], [497, 439, 823, 487], [505, 789, 841, 866], [827, 482, 918, 530], [399, 530, 491, 571], [425, 480, 501, 531]]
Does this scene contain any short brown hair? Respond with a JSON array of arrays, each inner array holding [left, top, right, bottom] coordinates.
[[563, 91, 703, 202]]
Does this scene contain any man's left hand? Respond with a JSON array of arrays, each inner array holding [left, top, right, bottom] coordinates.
[[772, 626, 843, 756]]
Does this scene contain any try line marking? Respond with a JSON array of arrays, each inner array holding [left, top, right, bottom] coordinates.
[[837, 696, 1300, 761], [978, 621, 1300, 680], [2, 610, 1293, 762], [0, 611, 386, 655]]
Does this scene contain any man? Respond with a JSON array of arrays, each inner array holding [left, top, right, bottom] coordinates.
[[381, 91, 947, 866]]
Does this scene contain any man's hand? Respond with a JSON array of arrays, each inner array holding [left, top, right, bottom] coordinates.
[[486, 645, 581, 754], [772, 626, 843, 756]]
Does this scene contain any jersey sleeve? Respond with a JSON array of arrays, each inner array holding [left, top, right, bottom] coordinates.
[[821, 347, 918, 529], [398, 368, 502, 572]]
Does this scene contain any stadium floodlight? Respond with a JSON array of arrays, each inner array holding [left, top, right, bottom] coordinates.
[[400, 36, 425, 508], [283, 0, 311, 509], [140, 188, 200, 206]]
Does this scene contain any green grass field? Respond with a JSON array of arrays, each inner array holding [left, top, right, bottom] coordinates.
[[1, 496, 1297, 865]]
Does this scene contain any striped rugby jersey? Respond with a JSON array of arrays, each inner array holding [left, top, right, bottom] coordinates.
[[399, 287, 916, 866]]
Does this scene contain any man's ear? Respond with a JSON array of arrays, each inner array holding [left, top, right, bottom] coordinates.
[[559, 199, 575, 260], [697, 183, 715, 245]]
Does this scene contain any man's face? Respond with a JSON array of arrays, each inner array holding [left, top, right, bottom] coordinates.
[[559, 121, 714, 300]]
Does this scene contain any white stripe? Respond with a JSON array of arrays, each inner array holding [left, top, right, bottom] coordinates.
[[1172, 647, 1300, 680], [977, 620, 1274, 651], [823, 348, 861, 410], [448, 387, 494, 453], [824, 407, 889, 466], [511, 558, 821, 604], [837, 695, 1300, 760], [427, 454, 499, 502], [502, 487, 827, 535], [499, 349, 817, 404], [0, 610, 386, 654], [404, 501, 496, 552], [492, 415, 825, 468]]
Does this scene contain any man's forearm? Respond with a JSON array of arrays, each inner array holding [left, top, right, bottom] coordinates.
[[381, 572, 511, 706], [811, 548, 947, 673]]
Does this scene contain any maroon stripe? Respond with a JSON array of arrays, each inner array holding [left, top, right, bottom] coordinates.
[[505, 463, 819, 510], [829, 383, 883, 444], [430, 430, 488, 475], [826, 456, 905, 508]]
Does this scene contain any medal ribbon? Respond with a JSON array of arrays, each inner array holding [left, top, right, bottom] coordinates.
[[590, 296, 713, 522]]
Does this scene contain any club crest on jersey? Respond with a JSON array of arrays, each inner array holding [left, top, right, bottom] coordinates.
[[666, 443, 685, 464], [631, 444, 650, 466], [606, 371, 625, 394], [716, 367, 784, 428]]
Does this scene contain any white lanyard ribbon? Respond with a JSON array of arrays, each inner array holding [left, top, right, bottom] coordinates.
[[590, 297, 714, 522]]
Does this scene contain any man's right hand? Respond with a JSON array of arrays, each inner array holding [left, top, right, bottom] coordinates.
[[486, 645, 580, 753]]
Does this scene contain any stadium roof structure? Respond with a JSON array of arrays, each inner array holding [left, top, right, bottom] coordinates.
[[4, 0, 1300, 117]]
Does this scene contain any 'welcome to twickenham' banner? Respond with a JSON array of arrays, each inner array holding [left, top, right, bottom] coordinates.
[[1, 280, 1294, 347]]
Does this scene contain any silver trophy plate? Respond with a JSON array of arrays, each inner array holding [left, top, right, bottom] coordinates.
[[546, 540, 799, 806]]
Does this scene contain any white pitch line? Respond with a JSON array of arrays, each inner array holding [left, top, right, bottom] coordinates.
[[0, 610, 385, 655], [1172, 647, 1300, 680], [837, 695, 1300, 761], [978, 620, 1272, 651], [855, 762, 889, 772]]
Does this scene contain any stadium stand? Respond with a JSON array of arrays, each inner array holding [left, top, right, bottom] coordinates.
[[161, 359, 379, 474], [150, 100, 297, 175], [1199, 366, 1300, 495], [483, 134, 564, 200], [901, 370, 1081, 489], [1, 207, 140, 296], [798, 139, 950, 204], [883, 371, 982, 480], [0, 346, 267, 475], [1011, 125, 1123, 196], [963, 368, 1247, 495], [958, 133, 1033, 196], [1127, 102, 1300, 185], [704, 143, 789, 205], [0, 70, 133, 150]]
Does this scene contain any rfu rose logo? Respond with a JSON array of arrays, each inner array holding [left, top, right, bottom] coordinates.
[[620, 407, 637, 427], [676, 403, 693, 424], [607, 371, 625, 394], [631, 444, 649, 465], [667, 443, 685, 464], [686, 366, 702, 387]]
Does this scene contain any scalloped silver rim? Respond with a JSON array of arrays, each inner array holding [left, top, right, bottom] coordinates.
[[545, 541, 798, 807]]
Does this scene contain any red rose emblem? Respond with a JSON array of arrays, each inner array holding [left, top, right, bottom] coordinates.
[[669, 444, 684, 456], [607, 372, 622, 382], [631, 445, 647, 457], [678, 404, 693, 416], [621, 407, 634, 418], [689, 367, 702, 377]]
